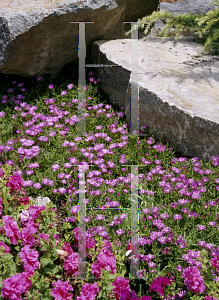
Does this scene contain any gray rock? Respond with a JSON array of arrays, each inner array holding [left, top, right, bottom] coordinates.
[[0, 0, 159, 79], [87, 0, 219, 161], [160, 0, 218, 16], [29, 195, 51, 207]]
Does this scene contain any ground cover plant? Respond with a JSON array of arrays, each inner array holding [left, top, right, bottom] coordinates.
[[125, 0, 219, 56], [0, 62, 219, 300]]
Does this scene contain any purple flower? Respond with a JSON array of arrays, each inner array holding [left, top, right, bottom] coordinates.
[[116, 229, 125, 236], [51, 163, 61, 171], [173, 214, 182, 221], [120, 289, 140, 300], [61, 90, 68, 96], [198, 225, 206, 231], [67, 84, 74, 89]]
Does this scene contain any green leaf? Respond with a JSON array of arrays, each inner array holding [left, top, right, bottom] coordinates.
[[97, 289, 102, 298], [106, 285, 115, 292], [40, 258, 51, 268], [120, 264, 127, 277], [43, 263, 61, 275], [205, 268, 214, 284], [109, 274, 117, 280]]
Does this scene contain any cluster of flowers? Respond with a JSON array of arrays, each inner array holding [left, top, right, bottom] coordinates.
[[1, 78, 219, 299]]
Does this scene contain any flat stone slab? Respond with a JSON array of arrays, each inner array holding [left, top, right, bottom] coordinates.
[[88, 33, 219, 161]]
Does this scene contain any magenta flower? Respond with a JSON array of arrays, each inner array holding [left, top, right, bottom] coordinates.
[[0, 168, 5, 177], [6, 173, 24, 195], [62, 242, 74, 255], [2, 272, 32, 299], [51, 279, 73, 300], [149, 276, 172, 296], [91, 251, 117, 279], [48, 84, 54, 89], [204, 296, 218, 300], [63, 252, 81, 277], [111, 277, 130, 300], [19, 195, 30, 205], [21, 221, 37, 247], [2, 215, 21, 245], [211, 254, 219, 272], [76, 282, 99, 300], [20, 245, 39, 275], [0, 196, 2, 216], [27, 205, 45, 220], [182, 266, 206, 294], [120, 289, 140, 300]]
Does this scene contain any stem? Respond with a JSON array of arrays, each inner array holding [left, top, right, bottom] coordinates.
[[3, 186, 8, 215]]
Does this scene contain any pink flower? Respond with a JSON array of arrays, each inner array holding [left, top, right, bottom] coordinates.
[[142, 297, 152, 300], [182, 266, 206, 294], [20, 245, 39, 275], [53, 233, 61, 248], [76, 282, 99, 300], [19, 195, 30, 205], [204, 296, 218, 300], [91, 252, 116, 279], [51, 279, 73, 300], [62, 242, 74, 255], [6, 173, 24, 195], [27, 205, 45, 220], [73, 227, 86, 241], [21, 222, 37, 247], [0, 196, 3, 216], [63, 252, 82, 277], [111, 277, 130, 300], [211, 254, 219, 272], [38, 232, 50, 241], [0, 168, 5, 178], [149, 277, 172, 296], [2, 272, 32, 299], [2, 215, 21, 245]]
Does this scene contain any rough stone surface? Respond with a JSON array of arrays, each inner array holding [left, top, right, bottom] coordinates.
[[160, 0, 218, 15], [87, 0, 219, 161], [0, 0, 159, 79]]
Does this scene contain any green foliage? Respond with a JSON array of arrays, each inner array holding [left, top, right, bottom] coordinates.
[[0, 164, 14, 216], [125, 0, 219, 56]]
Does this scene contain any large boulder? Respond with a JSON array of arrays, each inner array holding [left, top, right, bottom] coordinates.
[[87, 0, 219, 161], [0, 0, 159, 79]]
